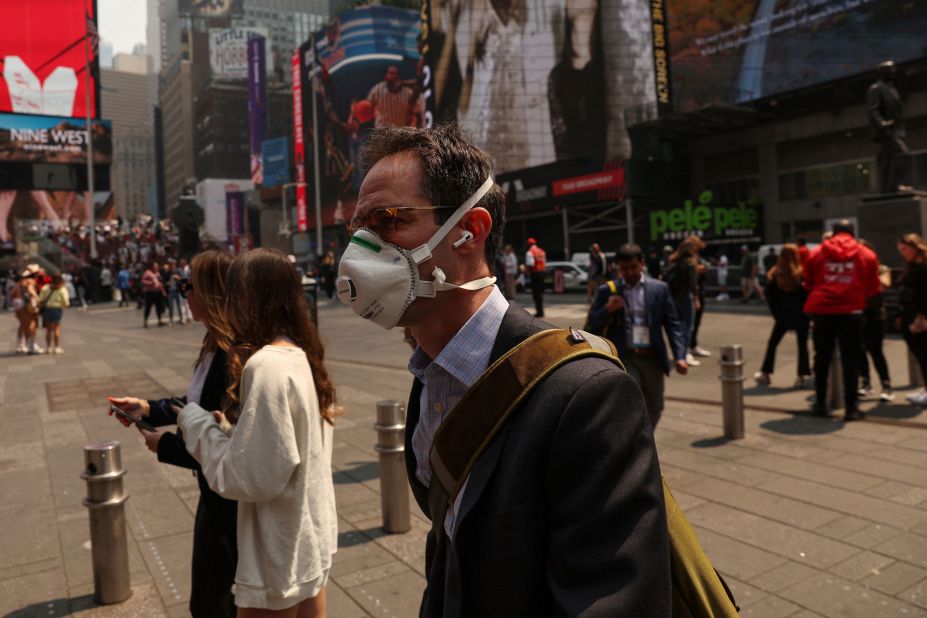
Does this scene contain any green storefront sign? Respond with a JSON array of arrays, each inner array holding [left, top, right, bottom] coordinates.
[[649, 191, 761, 243]]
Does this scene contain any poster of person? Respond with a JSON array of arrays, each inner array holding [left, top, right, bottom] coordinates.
[[665, 0, 927, 112], [0, 191, 114, 247], [298, 5, 423, 229], [421, 0, 655, 172]]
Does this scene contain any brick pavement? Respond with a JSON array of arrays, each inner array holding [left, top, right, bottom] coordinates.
[[0, 295, 925, 617]]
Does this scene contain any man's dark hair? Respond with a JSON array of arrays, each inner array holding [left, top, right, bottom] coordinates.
[[362, 123, 506, 269], [616, 243, 643, 262], [832, 219, 855, 236], [797, 237, 806, 246]]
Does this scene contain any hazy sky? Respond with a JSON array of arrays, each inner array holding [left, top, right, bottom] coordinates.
[[98, 0, 148, 55]]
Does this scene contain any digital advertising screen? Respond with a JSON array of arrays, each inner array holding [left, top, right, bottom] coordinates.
[[665, 0, 927, 112], [179, 0, 243, 17], [296, 5, 423, 229], [421, 0, 655, 173], [0, 112, 112, 165], [0, 190, 114, 248], [0, 0, 99, 119]]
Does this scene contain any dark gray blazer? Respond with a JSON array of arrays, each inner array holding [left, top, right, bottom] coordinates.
[[404, 303, 671, 617]]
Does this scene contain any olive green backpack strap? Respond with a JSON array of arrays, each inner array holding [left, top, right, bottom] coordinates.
[[664, 479, 740, 617], [428, 326, 740, 617], [429, 327, 621, 504]]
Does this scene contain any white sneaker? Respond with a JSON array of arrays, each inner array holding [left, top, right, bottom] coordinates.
[[54, 347, 63, 355], [905, 389, 926, 402], [880, 388, 895, 402], [910, 391, 927, 406], [29, 344, 43, 354], [754, 371, 771, 386], [685, 353, 701, 367], [692, 346, 711, 357], [716, 293, 729, 301]]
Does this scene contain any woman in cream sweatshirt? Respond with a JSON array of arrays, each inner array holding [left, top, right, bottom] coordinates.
[[178, 249, 338, 617]]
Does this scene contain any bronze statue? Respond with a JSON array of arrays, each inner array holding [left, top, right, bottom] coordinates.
[[867, 61, 908, 194]]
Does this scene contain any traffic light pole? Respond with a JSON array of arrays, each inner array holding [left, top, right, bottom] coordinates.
[[84, 28, 97, 259]]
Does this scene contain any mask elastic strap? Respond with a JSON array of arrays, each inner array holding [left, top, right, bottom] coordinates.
[[409, 176, 494, 265]]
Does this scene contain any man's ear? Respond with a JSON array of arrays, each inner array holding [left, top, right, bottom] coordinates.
[[456, 208, 492, 255]]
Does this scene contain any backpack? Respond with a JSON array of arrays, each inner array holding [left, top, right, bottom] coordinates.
[[429, 328, 739, 617], [582, 279, 621, 335]]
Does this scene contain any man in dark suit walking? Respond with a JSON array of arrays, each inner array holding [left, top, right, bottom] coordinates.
[[343, 124, 670, 616], [588, 243, 689, 428]]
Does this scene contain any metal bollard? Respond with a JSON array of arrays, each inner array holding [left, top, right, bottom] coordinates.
[[827, 347, 844, 410], [374, 401, 411, 534], [909, 349, 924, 388], [719, 345, 745, 439], [81, 441, 132, 604]]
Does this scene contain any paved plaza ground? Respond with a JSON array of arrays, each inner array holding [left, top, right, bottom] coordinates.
[[0, 292, 926, 617]]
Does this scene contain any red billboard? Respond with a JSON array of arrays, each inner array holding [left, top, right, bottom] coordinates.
[[0, 0, 99, 119]]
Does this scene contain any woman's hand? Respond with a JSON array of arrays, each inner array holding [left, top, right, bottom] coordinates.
[[212, 410, 233, 434], [138, 426, 166, 453], [107, 396, 150, 427]]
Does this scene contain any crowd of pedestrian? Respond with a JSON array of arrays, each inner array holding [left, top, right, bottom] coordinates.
[[3, 219, 197, 341], [749, 220, 927, 420]]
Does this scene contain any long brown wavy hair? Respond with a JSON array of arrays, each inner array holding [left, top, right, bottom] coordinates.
[[767, 244, 802, 292], [222, 249, 336, 424], [899, 233, 927, 282], [190, 250, 235, 367]]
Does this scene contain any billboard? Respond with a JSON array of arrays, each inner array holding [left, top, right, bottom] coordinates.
[[0, 190, 113, 248], [0, 112, 111, 164], [179, 0, 243, 17], [0, 0, 99, 119], [296, 6, 423, 230], [291, 52, 307, 232], [225, 191, 245, 238], [647, 190, 762, 244], [209, 27, 271, 80], [665, 1, 927, 112], [421, 0, 655, 172], [247, 37, 267, 186], [261, 137, 289, 188]]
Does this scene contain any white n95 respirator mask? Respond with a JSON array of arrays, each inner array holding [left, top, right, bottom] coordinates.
[[336, 176, 497, 330]]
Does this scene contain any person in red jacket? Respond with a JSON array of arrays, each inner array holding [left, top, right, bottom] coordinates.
[[803, 220, 880, 421]]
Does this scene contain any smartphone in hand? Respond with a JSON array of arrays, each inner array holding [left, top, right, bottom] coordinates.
[[111, 405, 157, 432]]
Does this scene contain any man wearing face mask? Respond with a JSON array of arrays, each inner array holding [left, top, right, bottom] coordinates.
[[337, 124, 670, 617]]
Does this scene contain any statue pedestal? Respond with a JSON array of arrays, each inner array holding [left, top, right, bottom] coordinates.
[[858, 191, 927, 268]]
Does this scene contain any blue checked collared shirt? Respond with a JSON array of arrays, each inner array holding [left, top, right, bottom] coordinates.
[[408, 286, 509, 537]]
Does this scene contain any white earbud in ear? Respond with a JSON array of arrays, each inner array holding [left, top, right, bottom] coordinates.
[[452, 231, 474, 249]]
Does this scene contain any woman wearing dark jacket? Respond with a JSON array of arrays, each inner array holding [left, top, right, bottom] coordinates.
[[108, 250, 237, 617], [897, 234, 927, 406], [858, 239, 893, 402], [754, 244, 811, 387], [667, 236, 702, 366]]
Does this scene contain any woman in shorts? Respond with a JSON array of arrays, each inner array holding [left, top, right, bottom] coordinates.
[[38, 274, 70, 354]]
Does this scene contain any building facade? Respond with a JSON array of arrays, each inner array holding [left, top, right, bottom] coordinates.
[[101, 54, 157, 221]]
